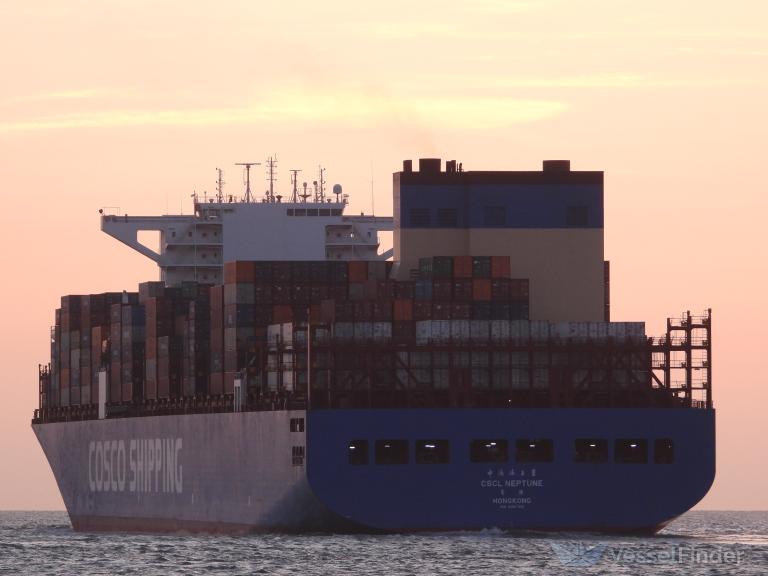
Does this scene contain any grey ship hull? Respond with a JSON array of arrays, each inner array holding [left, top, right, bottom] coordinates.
[[33, 410, 351, 533]]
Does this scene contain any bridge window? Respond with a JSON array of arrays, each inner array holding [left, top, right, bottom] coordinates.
[[484, 206, 506, 226], [348, 440, 368, 465], [470, 439, 508, 463], [516, 439, 554, 463], [615, 439, 648, 464], [415, 440, 450, 464], [437, 208, 458, 227], [654, 438, 674, 464], [319, 209, 331, 216], [574, 439, 608, 463], [292, 445, 305, 466], [294, 209, 306, 217], [566, 205, 589, 227], [287, 209, 294, 216], [375, 440, 408, 465], [410, 208, 431, 227], [331, 209, 343, 216]]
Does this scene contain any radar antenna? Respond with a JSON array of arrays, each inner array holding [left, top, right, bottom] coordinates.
[[300, 181, 311, 203], [215, 167, 225, 203], [290, 169, 302, 203], [332, 183, 343, 204], [235, 162, 261, 203]]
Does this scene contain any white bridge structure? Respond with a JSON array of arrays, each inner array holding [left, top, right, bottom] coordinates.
[[102, 195, 393, 285]]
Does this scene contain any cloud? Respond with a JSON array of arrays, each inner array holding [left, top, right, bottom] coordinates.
[[0, 91, 567, 133]]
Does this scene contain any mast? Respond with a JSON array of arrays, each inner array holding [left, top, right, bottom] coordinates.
[[235, 162, 261, 203]]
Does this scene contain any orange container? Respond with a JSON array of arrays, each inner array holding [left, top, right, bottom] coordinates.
[[491, 256, 511, 278], [393, 299, 414, 321], [272, 305, 293, 323], [453, 255, 473, 278], [348, 261, 369, 283], [224, 261, 256, 284], [472, 278, 492, 301]]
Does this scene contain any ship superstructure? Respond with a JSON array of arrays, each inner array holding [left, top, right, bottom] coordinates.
[[102, 161, 393, 285]]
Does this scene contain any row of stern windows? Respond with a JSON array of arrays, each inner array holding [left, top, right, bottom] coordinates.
[[348, 438, 674, 465]]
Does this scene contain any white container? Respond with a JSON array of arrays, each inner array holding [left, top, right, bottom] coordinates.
[[354, 322, 373, 340], [282, 370, 294, 391], [569, 322, 589, 342], [450, 320, 470, 342], [433, 320, 451, 343], [373, 322, 392, 342], [470, 320, 490, 341], [550, 322, 570, 340], [491, 320, 510, 343], [267, 371, 279, 391], [415, 321, 432, 345], [626, 322, 646, 341], [510, 320, 530, 342], [530, 321, 549, 342], [608, 322, 626, 340]]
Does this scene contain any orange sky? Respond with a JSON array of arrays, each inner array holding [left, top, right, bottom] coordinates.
[[1, 1, 766, 510]]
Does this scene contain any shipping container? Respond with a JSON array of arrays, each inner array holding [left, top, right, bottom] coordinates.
[[224, 261, 256, 284], [491, 256, 511, 279]]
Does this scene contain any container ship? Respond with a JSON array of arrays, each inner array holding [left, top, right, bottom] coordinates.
[[32, 158, 715, 533]]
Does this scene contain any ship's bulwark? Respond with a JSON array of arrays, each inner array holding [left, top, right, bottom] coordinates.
[[34, 408, 715, 534]]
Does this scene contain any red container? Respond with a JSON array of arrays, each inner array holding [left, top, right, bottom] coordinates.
[[432, 303, 451, 320], [509, 279, 530, 299], [372, 302, 393, 321], [414, 301, 432, 320], [272, 305, 293, 323], [109, 361, 121, 402], [451, 303, 471, 319], [453, 256, 473, 279], [452, 279, 472, 301], [393, 299, 413, 322], [224, 261, 256, 284], [394, 281, 415, 300], [348, 261, 369, 283], [377, 281, 395, 300], [354, 302, 373, 321], [320, 299, 336, 323], [491, 278, 510, 300], [363, 279, 379, 300], [309, 304, 323, 325], [491, 256, 511, 278], [432, 280, 453, 301], [210, 372, 224, 396], [224, 372, 236, 395], [472, 279, 492, 301]]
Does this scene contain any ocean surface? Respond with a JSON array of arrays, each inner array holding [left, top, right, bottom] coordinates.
[[0, 511, 765, 575]]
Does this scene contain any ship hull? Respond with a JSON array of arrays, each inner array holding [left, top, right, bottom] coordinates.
[[33, 408, 715, 534]]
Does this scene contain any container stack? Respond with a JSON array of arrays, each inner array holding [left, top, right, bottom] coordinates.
[[53, 293, 121, 408]]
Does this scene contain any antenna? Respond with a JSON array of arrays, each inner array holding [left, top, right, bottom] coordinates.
[[370, 160, 375, 216], [318, 165, 326, 202], [290, 169, 302, 203], [266, 156, 277, 203], [332, 183, 343, 203], [235, 162, 261, 203], [300, 181, 311, 203], [215, 168, 225, 203]]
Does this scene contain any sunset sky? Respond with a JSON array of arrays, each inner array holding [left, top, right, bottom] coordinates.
[[1, 1, 766, 510]]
